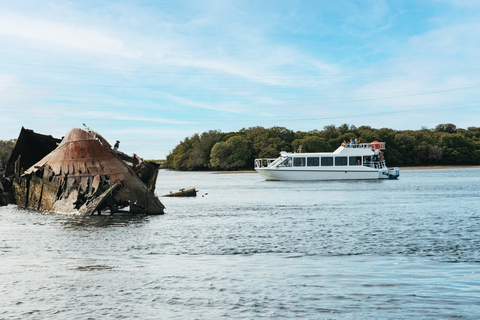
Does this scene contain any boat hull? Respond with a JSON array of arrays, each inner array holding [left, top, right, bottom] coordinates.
[[255, 168, 386, 181]]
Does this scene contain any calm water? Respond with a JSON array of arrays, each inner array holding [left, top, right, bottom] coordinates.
[[1, 169, 480, 319]]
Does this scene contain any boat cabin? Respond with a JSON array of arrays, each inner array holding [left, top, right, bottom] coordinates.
[[255, 142, 386, 170]]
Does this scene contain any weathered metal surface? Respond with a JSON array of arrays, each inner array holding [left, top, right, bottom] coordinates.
[[4, 127, 61, 178], [114, 152, 160, 192], [162, 187, 197, 197], [28, 176, 44, 210], [12, 179, 28, 208], [11, 127, 165, 215]]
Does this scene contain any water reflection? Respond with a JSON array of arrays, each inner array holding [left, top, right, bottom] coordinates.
[[58, 214, 153, 229]]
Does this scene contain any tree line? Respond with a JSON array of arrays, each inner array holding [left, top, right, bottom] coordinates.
[[166, 124, 480, 170], [2, 124, 480, 172]]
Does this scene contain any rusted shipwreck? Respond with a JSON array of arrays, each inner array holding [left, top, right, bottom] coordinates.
[[1, 127, 165, 215]]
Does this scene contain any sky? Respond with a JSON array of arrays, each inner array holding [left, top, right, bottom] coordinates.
[[1, 0, 480, 159]]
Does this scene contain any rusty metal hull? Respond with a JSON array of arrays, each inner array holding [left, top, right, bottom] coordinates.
[[12, 128, 165, 215]]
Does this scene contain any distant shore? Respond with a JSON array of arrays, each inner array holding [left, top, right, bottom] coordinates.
[[214, 165, 480, 174], [397, 165, 480, 170]]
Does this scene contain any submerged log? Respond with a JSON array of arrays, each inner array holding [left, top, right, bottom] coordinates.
[[162, 188, 197, 197], [9, 127, 165, 215]]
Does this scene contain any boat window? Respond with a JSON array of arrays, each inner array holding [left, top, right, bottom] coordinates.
[[293, 157, 306, 167], [321, 157, 333, 166], [277, 157, 292, 167], [335, 157, 347, 166], [349, 156, 362, 166], [307, 157, 319, 166]]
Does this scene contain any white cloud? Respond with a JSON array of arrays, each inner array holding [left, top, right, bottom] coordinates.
[[2, 0, 480, 148], [0, 12, 128, 56], [408, 22, 480, 59], [0, 4, 336, 89]]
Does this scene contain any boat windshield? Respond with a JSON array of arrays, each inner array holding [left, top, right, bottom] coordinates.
[[274, 157, 292, 167], [268, 156, 285, 167]]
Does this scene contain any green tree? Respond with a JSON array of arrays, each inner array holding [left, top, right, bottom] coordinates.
[[210, 135, 251, 170], [441, 133, 474, 164], [241, 126, 294, 159], [292, 135, 330, 153], [166, 123, 480, 170], [166, 136, 195, 170], [436, 123, 457, 134], [357, 126, 377, 143], [0, 139, 16, 171], [323, 124, 339, 141], [188, 130, 224, 169]]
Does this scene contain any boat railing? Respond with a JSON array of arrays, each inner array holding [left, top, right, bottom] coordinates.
[[345, 142, 385, 149], [364, 160, 386, 169], [255, 158, 277, 168], [256, 158, 387, 169]]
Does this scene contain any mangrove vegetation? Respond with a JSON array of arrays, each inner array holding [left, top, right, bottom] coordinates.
[[2, 124, 480, 173], [166, 124, 480, 171]]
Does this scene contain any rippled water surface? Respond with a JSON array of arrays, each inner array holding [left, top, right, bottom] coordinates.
[[1, 169, 480, 319]]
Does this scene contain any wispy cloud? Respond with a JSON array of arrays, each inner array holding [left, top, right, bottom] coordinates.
[[1, 1, 480, 157], [0, 13, 127, 56]]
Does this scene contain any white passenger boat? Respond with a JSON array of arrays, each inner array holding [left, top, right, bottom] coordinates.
[[254, 141, 400, 181]]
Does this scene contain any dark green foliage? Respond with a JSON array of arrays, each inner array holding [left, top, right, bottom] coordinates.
[[436, 123, 457, 134], [292, 135, 330, 153], [0, 139, 16, 171], [166, 130, 224, 170], [210, 135, 251, 170], [166, 124, 480, 170]]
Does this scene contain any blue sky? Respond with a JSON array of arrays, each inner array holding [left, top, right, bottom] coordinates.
[[1, 0, 480, 159]]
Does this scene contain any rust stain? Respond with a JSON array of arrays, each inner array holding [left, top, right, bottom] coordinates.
[[7, 127, 165, 215]]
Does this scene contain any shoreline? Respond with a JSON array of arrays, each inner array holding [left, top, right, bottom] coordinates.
[[396, 165, 480, 170], [213, 165, 480, 174]]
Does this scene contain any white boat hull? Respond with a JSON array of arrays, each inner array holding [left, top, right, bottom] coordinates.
[[255, 167, 389, 181], [254, 143, 399, 181]]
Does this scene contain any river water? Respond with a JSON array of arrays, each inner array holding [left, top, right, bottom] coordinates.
[[1, 168, 480, 319]]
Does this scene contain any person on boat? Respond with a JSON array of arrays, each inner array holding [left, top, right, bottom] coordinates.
[[354, 138, 358, 148], [342, 140, 347, 147], [349, 139, 354, 147]]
